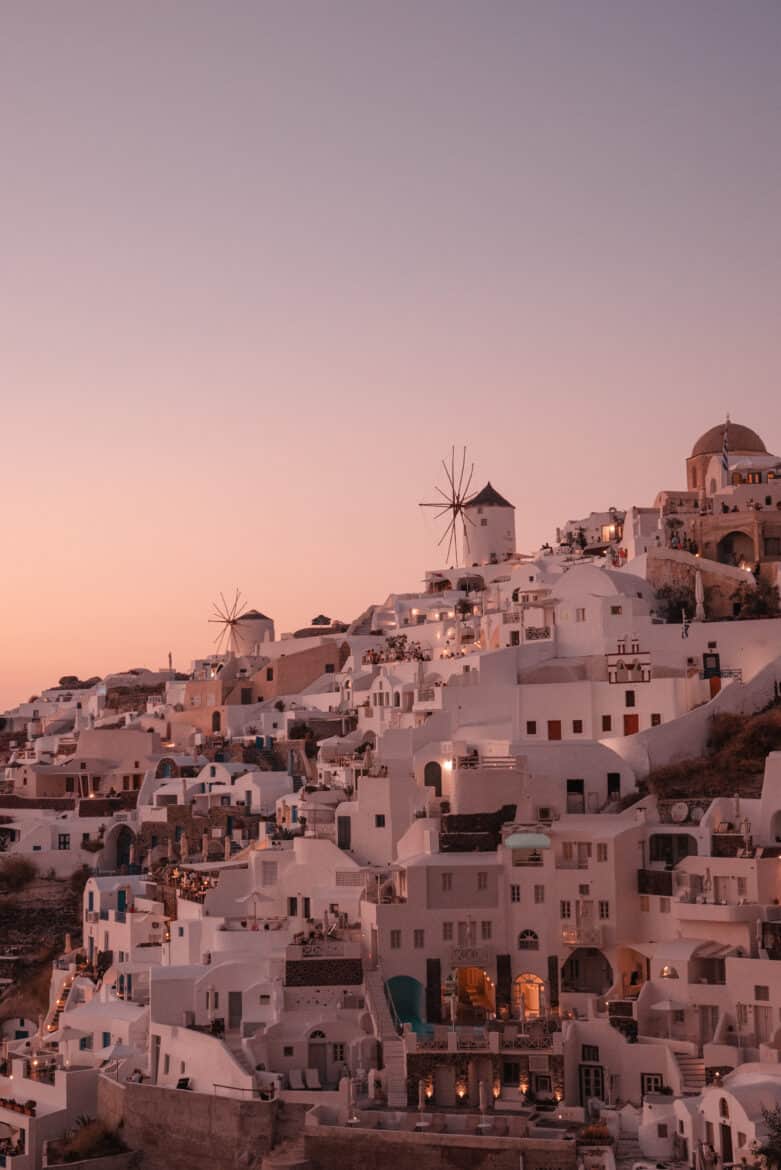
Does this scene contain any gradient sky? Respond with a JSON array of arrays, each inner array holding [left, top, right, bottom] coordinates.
[[1, 1, 780, 708]]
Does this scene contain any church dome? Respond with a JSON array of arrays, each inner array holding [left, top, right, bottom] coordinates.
[[691, 422, 766, 458]]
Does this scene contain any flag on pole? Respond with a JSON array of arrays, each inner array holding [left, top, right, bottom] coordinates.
[[721, 421, 730, 472]]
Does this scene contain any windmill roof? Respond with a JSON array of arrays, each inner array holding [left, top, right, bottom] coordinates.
[[238, 609, 271, 621], [466, 482, 514, 508]]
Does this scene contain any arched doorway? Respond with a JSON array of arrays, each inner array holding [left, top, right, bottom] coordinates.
[[307, 1029, 328, 1085], [424, 761, 442, 797], [387, 975, 425, 1031], [211, 710, 222, 733], [513, 973, 545, 1018], [717, 530, 754, 568], [561, 949, 613, 995]]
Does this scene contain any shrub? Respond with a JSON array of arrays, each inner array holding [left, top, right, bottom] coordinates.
[[0, 856, 38, 893], [655, 584, 695, 623], [731, 579, 781, 620]]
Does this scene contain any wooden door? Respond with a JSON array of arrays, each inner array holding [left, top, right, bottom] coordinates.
[[623, 714, 639, 735], [547, 720, 562, 741]]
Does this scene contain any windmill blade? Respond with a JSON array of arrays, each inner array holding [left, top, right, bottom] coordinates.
[[462, 462, 475, 502], [437, 516, 455, 547], [435, 485, 452, 503], [441, 454, 455, 495], [457, 446, 467, 499], [433, 505, 452, 520]]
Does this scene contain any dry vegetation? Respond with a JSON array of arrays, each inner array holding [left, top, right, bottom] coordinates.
[[647, 704, 781, 800]]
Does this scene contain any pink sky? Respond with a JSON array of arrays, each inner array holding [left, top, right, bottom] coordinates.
[[1, 1, 780, 708]]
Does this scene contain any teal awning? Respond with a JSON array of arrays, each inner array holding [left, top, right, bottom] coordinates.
[[505, 832, 551, 850]]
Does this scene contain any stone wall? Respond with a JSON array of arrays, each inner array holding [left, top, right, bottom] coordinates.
[[98, 1076, 287, 1170], [305, 1126, 577, 1170]]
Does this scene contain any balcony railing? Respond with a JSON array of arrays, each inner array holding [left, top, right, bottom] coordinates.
[[525, 626, 552, 641], [561, 923, 603, 947], [637, 868, 673, 896]]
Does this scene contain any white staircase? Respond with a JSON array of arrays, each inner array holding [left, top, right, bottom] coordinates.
[[675, 1052, 706, 1094], [365, 968, 408, 1108]]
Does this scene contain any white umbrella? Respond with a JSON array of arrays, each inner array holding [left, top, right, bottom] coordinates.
[[695, 571, 705, 622]]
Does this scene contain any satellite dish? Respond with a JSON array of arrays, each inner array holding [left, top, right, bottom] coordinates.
[[670, 802, 689, 824], [690, 806, 705, 824]]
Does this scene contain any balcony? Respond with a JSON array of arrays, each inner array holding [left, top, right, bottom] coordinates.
[[672, 898, 761, 923], [449, 944, 492, 967], [561, 924, 603, 947], [637, 869, 673, 897], [525, 626, 552, 641], [555, 857, 589, 870]]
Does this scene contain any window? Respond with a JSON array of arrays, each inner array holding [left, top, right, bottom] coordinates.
[[601, 715, 612, 733], [510, 631, 520, 646], [441, 873, 453, 892], [332, 1043, 345, 1062], [756, 985, 770, 1002], [288, 897, 298, 916], [625, 690, 636, 707], [651, 713, 661, 727], [442, 922, 453, 941], [390, 930, 401, 949], [657, 1125, 668, 1139], [102, 1031, 111, 1048], [610, 605, 623, 616], [572, 719, 583, 734], [582, 1045, 599, 1062], [597, 843, 608, 862], [266, 667, 274, 681], [163, 1054, 170, 1074], [599, 900, 609, 919], [518, 929, 539, 950], [660, 898, 671, 914], [325, 663, 335, 673], [283, 1046, 294, 1057], [57, 833, 70, 850], [576, 608, 586, 622], [640, 895, 650, 912], [534, 885, 545, 903], [510, 884, 521, 903], [737, 877, 747, 897], [560, 900, 572, 919], [375, 814, 386, 828], [477, 871, 488, 890], [526, 720, 537, 735], [178, 926, 184, 937], [240, 687, 253, 705], [481, 921, 492, 940], [259, 994, 270, 1004], [413, 929, 424, 948]]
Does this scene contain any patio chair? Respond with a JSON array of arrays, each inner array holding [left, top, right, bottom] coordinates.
[[288, 1069, 306, 1090], [304, 1067, 322, 1090]]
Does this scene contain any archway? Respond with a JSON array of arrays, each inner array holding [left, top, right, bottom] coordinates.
[[386, 975, 425, 1031], [211, 710, 222, 733], [513, 973, 545, 1019], [424, 761, 442, 797], [717, 530, 754, 568], [561, 948, 613, 995], [101, 824, 136, 872]]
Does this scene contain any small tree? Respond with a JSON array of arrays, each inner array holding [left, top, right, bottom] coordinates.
[[757, 1105, 781, 1169], [731, 579, 781, 621], [655, 585, 696, 623]]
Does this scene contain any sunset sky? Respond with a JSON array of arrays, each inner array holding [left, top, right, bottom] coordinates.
[[1, 1, 780, 708]]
